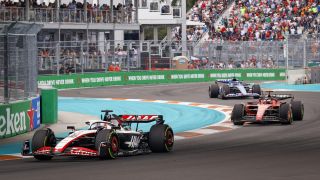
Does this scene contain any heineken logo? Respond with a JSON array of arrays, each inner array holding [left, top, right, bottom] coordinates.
[[0, 97, 40, 138], [0, 108, 27, 137], [27, 103, 35, 131]]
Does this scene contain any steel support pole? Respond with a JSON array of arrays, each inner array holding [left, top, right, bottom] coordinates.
[[4, 34, 9, 103], [181, 0, 187, 56], [25, 0, 30, 21]]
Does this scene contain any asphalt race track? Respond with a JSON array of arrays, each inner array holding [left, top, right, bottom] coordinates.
[[1, 82, 320, 180]]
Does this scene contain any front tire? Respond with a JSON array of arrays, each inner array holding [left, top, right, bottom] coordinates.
[[252, 84, 261, 99], [291, 101, 304, 121], [95, 129, 119, 159], [221, 85, 230, 99], [32, 128, 56, 160], [209, 84, 219, 98], [149, 124, 174, 153], [231, 104, 245, 125], [279, 104, 293, 125]]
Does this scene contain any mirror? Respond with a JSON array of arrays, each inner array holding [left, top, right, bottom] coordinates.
[[67, 126, 75, 131]]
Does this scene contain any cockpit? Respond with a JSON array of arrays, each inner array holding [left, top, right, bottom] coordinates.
[[89, 121, 110, 130]]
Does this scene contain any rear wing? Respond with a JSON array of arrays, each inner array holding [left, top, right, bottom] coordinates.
[[261, 91, 294, 100], [216, 79, 246, 85], [216, 79, 232, 83], [119, 115, 164, 124], [270, 94, 294, 100]]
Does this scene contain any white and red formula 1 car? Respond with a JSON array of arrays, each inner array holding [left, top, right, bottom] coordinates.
[[22, 110, 174, 160]]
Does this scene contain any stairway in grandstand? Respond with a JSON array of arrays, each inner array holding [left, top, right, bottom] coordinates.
[[200, 1, 236, 42], [193, 1, 235, 55], [160, 1, 238, 56], [192, 1, 236, 56]]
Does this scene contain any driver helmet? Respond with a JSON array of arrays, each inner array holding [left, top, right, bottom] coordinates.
[[110, 119, 120, 127]]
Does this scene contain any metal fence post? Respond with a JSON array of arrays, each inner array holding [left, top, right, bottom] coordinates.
[[286, 39, 289, 70], [55, 42, 60, 75], [104, 40, 108, 72], [169, 45, 173, 69], [276, 41, 279, 68], [4, 33, 9, 103], [208, 42, 212, 62], [148, 42, 151, 71], [303, 38, 306, 68], [80, 41, 84, 74]]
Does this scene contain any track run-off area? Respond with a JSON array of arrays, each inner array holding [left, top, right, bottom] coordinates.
[[0, 82, 320, 180]]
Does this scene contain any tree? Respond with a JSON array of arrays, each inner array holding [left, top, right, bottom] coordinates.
[[187, 0, 197, 11]]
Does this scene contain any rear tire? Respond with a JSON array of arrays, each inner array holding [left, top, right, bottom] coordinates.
[[252, 84, 261, 99], [291, 101, 304, 121], [231, 104, 245, 125], [209, 84, 219, 98], [221, 85, 230, 99], [95, 129, 119, 159], [149, 124, 174, 153], [32, 129, 56, 160], [279, 104, 293, 125]]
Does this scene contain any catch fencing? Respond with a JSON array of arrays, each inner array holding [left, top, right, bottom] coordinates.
[[37, 36, 320, 75], [0, 23, 41, 104]]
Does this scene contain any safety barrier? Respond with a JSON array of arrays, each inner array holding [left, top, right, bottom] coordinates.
[[0, 96, 40, 139], [38, 69, 286, 89], [41, 88, 58, 124]]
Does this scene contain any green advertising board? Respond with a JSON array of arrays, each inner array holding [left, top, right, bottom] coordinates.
[[38, 69, 286, 89], [0, 97, 41, 139], [0, 100, 30, 138]]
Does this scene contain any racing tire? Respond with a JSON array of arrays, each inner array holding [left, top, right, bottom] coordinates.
[[291, 101, 304, 121], [149, 124, 174, 153], [32, 128, 56, 160], [252, 84, 261, 99], [231, 104, 245, 126], [279, 104, 293, 125], [209, 84, 219, 98], [221, 85, 230, 99], [95, 129, 119, 159]]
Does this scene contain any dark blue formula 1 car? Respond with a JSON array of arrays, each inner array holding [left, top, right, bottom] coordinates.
[[208, 78, 261, 99]]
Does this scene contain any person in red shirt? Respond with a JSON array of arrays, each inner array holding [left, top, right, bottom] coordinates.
[[201, 1, 206, 10], [114, 64, 121, 72], [293, 6, 298, 15], [108, 63, 115, 71]]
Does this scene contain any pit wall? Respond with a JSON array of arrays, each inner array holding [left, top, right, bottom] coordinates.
[[38, 69, 286, 89], [0, 96, 41, 139]]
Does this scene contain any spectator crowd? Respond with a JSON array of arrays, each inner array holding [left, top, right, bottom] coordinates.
[[187, 55, 276, 69], [0, 0, 135, 23], [171, 0, 233, 42], [207, 0, 320, 41]]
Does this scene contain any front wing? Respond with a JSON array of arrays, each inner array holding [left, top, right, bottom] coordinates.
[[21, 140, 110, 157], [237, 115, 285, 122], [224, 93, 260, 98]]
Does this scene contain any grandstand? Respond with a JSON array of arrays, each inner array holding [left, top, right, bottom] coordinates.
[[0, 0, 319, 73]]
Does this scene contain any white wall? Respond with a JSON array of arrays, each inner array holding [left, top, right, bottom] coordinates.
[[114, 30, 124, 41], [287, 69, 307, 84]]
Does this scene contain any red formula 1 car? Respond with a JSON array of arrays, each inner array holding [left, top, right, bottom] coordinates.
[[22, 110, 174, 160], [231, 91, 304, 125]]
